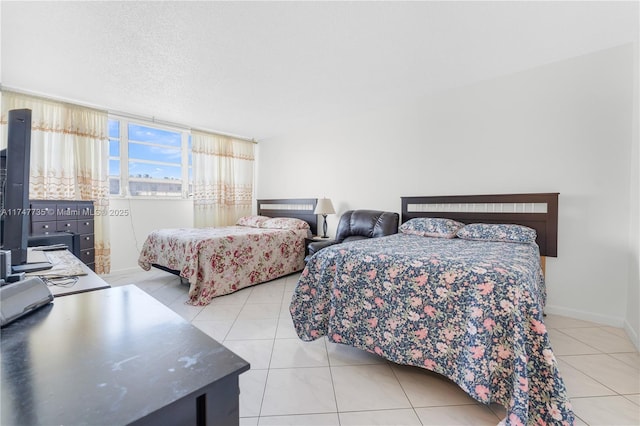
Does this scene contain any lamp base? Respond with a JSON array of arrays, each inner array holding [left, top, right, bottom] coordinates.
[[321, 215, 329, 238]]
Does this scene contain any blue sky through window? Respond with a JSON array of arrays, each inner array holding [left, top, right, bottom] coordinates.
[[109, 140, 119, 157], [108, 119, 191, 181], [108, 119, 119, 138], [128, 124, 182, 179], [128, 124, 181, 147]]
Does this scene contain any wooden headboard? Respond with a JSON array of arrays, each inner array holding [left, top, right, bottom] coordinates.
[[257, 198, 318, 236], [401, 193, 559, 257]]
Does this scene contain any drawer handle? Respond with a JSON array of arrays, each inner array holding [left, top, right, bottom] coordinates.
[[43, 225, 49, 229], [86, 251, 91, 256], [85, 237, 90, 240], [65, 223, 71, 227], [84, 222, 90, 226]]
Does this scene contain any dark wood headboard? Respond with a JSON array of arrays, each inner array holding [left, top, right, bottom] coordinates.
[[401, 193, 559, 257], [257, 198, 318, 236]]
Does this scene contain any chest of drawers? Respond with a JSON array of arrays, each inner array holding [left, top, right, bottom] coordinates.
[[29, 200, 95, 270]]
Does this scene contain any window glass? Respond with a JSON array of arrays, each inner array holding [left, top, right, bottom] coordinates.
[[109, 159, 120, 176], [109, 140, 120, 157], [128, 143, 181, 164], [108, 119, 121, 195], [128, 124, 181, 147], [108, 120, 119, 138], [128, 162, 182, 180], [108, 118, 193, 198], [110, 178, 120, 196], [128, 177, 183, 197]]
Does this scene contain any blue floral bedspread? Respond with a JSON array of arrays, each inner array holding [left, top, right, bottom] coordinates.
[[290, 234, 574, 425]]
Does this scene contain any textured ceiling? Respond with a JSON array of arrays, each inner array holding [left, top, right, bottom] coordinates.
[[1, 1, 638, 140]]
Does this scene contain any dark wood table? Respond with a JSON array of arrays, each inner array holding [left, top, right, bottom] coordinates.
[[1, 285, 250, 425]]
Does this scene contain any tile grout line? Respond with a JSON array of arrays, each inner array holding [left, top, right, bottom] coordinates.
[[550, 327, 606, 354], [325, 336, 343, 426], [256, 277, 294, 422], [387, 363, 426, 425], [558, 352, 637, 398], [552, 325, 638, 352]]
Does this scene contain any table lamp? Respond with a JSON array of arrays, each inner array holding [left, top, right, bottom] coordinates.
[[314, 198, 335, 238]]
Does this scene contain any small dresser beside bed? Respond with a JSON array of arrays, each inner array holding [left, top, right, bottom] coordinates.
[[137, 198, 317, 306], [290, 193, 573, 425]]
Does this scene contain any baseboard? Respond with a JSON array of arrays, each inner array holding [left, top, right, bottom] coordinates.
[[543, 303, 625, 328], [623, 320, 640, 350], [102, 266, 142, 277], [545, 303, 639, 350]]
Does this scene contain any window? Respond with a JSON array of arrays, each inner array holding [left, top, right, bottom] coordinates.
[[108, 118, 192, 198], [108, 120, 121, 195]]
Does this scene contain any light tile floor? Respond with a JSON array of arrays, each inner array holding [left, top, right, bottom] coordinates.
[[103, 269, 640, 425]]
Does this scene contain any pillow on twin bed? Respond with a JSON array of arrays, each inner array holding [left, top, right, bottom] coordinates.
[[456, 223, 537, 244], [236, 215, 270, 227], [260, 217, 310, 230], [399, 217, 465, 239]]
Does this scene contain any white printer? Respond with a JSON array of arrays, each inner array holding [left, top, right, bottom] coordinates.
[[0, 276, 53, 327]]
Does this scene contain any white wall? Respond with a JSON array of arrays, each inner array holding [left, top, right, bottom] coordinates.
[[258, 44, 639, 343], [108, 198, 193, 273], [626, 42, 640, 345]]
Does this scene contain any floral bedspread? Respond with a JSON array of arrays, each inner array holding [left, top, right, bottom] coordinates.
[[138, 226, 308, 305], [290, 234, 574, 425]]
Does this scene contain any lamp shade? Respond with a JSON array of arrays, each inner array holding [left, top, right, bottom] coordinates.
[[314, 198, 335, 215]]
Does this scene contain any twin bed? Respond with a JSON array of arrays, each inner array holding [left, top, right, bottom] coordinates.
[[138, 193, 573, 424], [138, 199, 317, 305]]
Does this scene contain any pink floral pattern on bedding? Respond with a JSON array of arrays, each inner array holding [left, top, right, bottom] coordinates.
[[260, 217, 311, 230], [138, 226, 308, 305], [236, 215, 270, 227], [290, 234, 574, 425]]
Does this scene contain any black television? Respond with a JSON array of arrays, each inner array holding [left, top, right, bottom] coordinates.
[[1, 109, 32, 267]]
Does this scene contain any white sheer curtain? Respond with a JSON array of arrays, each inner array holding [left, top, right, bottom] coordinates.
[[192, 131, 255, 227], [1, 91, 111, 274]]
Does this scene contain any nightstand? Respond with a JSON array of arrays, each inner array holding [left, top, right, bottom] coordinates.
[[305, 236, 323, 255], [304, 236, 334, 262]]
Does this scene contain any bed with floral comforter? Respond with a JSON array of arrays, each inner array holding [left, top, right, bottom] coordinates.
[[139, 219, 309, 305], [290, 233, 573, 425]]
